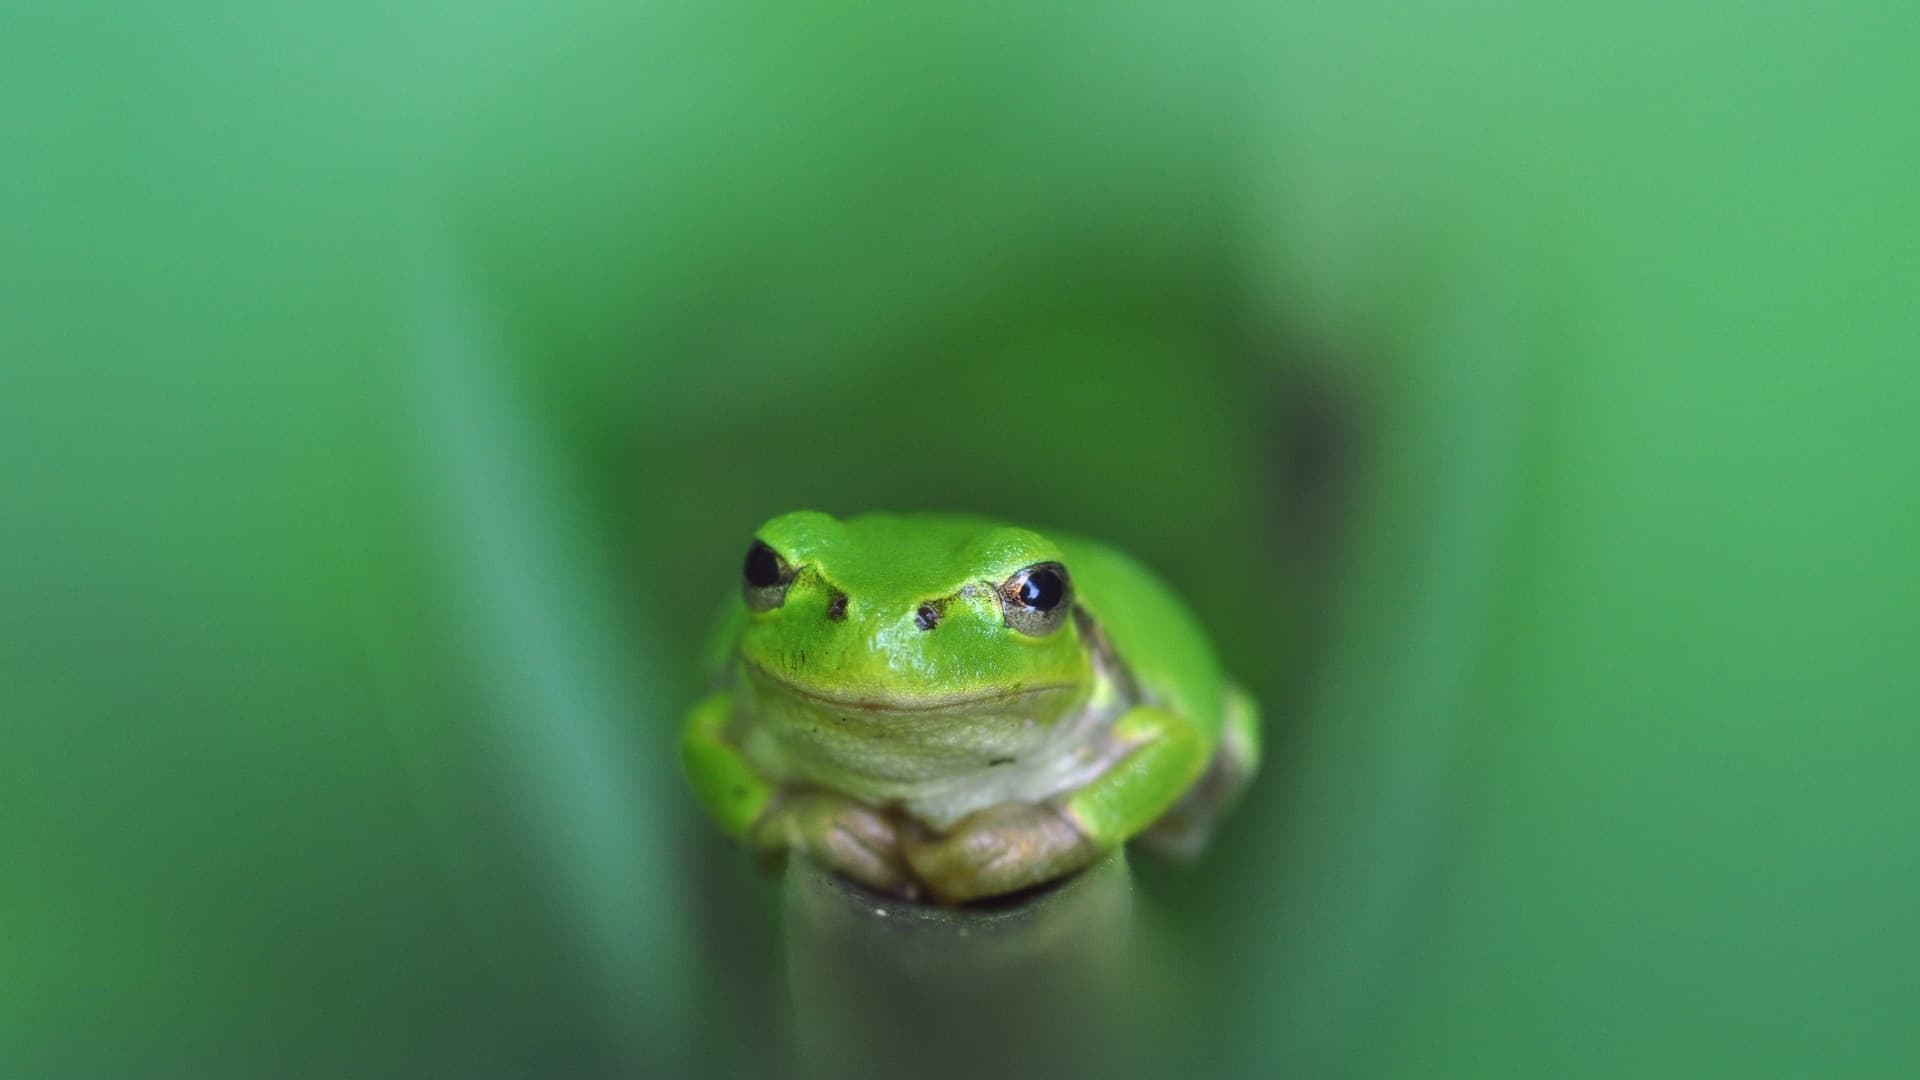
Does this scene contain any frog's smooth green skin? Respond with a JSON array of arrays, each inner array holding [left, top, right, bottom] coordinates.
[[680, 511, 1261, 904]]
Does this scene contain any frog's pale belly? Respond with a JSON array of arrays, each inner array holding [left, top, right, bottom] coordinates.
[[737, 667, 1133, 829]]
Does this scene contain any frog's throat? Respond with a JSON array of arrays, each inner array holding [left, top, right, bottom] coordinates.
[[741, 662, 1076, 716]]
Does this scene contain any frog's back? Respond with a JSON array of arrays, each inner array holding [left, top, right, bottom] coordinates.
[[1052, 531, 1229, 744]]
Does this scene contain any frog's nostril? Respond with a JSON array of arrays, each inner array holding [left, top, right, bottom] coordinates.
[[825, 591, 848, 622], [914, 603, 942, 631]]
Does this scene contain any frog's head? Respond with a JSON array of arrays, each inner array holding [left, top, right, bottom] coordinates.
[[733, 511, 1094, 721]]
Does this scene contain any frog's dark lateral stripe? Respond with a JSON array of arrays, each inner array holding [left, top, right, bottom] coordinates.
[[1072, 604, 1142, 706]]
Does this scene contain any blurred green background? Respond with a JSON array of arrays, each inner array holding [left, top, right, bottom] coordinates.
[[6, 3, 1917, 1076]]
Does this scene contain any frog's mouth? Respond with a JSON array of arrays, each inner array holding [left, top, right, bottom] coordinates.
[[742, 662, 1075, 716]]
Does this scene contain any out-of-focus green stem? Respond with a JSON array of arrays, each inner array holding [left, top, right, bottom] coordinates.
[[783, 852, 1135, 1080]]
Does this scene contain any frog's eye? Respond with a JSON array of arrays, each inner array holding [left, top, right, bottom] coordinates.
[[742, 539, 794, 612], [999, 562, 1071, 637]]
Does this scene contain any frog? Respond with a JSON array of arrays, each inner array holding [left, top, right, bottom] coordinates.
[[680, 510, 1260, 904]]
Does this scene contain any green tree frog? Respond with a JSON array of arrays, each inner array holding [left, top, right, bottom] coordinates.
[[681, 511, 1260, 904]]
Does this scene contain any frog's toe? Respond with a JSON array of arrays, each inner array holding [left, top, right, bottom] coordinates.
[[829, 801, 898, 852], [817, 821, 915, 897], [805, 797, 914, 896]]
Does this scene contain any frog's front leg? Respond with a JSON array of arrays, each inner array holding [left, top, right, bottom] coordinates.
[[1138, 682, 1261, 859], [748, 788, 916, 899], [903, 704, 1209, 904], [679, 690, 772, 838], [681, 691, 915, 897]]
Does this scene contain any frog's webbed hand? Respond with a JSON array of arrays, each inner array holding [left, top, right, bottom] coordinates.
[[748, 789, 916, 899], [905, 704, 1210, 904], [681, 691, 915, 897], [902, 802, 1098, 905]]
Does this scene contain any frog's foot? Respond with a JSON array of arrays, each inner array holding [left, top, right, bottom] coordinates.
[[750, 789, 917, 899], [901, 802, 1100, 905]]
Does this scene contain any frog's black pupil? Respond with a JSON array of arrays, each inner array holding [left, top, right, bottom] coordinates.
[[1018, 568, 1065, 611], [743, 542, 782, 588]]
